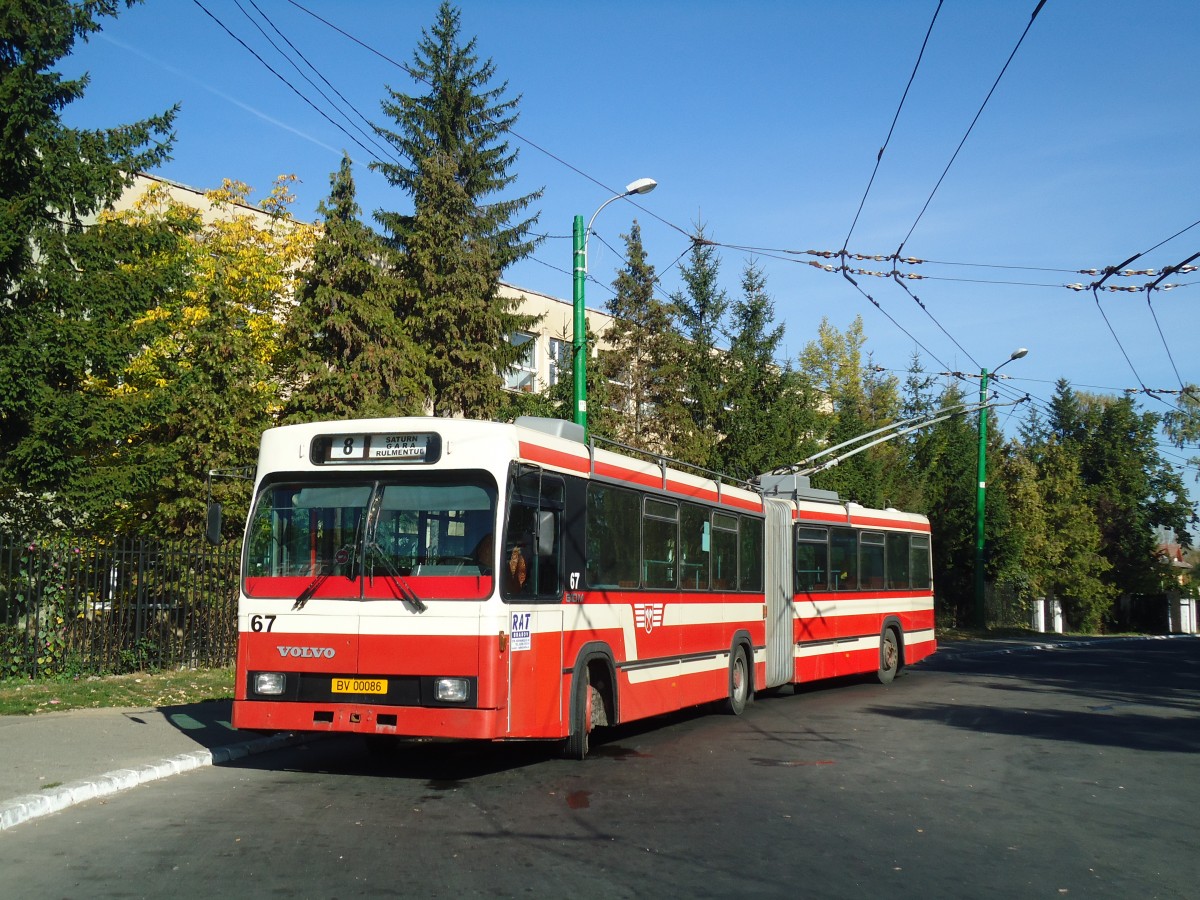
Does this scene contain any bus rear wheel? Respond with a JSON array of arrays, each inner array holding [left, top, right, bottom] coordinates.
[[725, 644, 750, 715], [877, 628, 900, 684]]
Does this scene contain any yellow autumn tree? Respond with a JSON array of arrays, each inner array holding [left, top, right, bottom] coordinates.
[[77, 177, 317, 536]]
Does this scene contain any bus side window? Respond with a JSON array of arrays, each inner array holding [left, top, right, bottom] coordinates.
[[679, 503, 710, 590], [643, 498, 678, 589], [585, 482, 640, 589], [711, 512, 738, 590], [886, 532, 910, 589], [860, 531, 885, 590], [739, 515, 764, 592], [829, 527, 859, 591], [911, 534, 931, 590], [795, 526, 829, 592]]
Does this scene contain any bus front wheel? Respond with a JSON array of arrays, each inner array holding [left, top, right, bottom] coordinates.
[[563, 668, 594, 760]]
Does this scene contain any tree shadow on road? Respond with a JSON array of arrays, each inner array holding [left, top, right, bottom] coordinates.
[[873, 637, 1200, 753]]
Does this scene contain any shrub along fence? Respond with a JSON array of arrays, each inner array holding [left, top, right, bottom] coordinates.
[[0, 533, 240, 679]]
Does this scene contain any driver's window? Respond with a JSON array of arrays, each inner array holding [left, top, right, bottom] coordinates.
[[503, 466, 563, 600]]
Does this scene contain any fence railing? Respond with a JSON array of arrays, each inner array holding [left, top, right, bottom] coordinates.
[[1, 533, 241, 679]]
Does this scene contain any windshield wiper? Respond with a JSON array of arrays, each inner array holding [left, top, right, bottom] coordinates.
[[367, 542, 427, 613], [292, 573, 327, 611], [292, 543, 357, 611]]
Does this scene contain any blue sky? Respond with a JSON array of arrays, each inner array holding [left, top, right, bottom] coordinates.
[[62, 1, 1199, 465]]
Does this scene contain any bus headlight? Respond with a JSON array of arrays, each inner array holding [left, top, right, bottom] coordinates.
[[434, 677, 469, 702], [255, 672, 286, 695]]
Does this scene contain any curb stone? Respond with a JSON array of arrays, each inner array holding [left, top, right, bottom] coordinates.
[[0, 732, 311, 832]]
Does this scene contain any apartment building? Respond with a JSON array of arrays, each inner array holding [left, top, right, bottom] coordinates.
[[114, 173, 616, 398], [496, 282, 615, 395]]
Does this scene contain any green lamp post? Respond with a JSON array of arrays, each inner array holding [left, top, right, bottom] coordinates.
[[571, 177, 658, 434], [975, 346, 1028, 627]]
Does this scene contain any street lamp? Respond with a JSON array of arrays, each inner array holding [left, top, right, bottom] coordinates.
[[571, 178, 658, 433], [975, 346, 1028, 627]]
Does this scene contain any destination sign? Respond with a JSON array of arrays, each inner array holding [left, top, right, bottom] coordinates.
[[313, 432, 441, 465]]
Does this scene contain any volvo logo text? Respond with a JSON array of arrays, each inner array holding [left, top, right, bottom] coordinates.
[[276, 645, 336, 659]]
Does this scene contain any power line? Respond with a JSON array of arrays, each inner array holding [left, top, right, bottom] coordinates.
[[840, 0, 943, 254], [241, 0, 400, 165], [831, 268, 954, 375], [192, 0, 386, 165], [282, 0, 692, 243], [1086, 217, 1200, 293], [1087, 221, 1200, 409], [215, 2, 1188, 418], [893, 0, 1048, 258], [704, 243, 1200, 294]]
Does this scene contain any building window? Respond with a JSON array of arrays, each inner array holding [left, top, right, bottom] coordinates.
[[548, 337, 567, 387], [505, 332, 537, 392]]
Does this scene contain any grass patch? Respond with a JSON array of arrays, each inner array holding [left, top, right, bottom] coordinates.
[[936, 626, 1038, 642], [0, 667, 234, 716]]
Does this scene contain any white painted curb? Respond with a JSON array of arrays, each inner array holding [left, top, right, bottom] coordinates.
[[0, 733, 308, 832]]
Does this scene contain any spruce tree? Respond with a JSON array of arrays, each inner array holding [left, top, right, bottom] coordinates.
[[715, 261, 811, 480], [0, 0, 175, 501], [280, 155, 427, 422], [990, 437, 1115, 632], [372, 2, 542, 417], [1047, 379, 1085, 444], [671, 227, 729, 468], [592, 220, 689, 454], [1034, 441, 1114, 631], [1017, 403, 1049, 460], [5, 199, 198, 529]]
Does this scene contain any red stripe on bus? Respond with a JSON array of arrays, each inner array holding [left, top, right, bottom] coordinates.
[[794, 508, 931, 532]]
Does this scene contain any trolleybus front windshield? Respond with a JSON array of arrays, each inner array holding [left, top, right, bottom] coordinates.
[[243, 473, 498, 601]]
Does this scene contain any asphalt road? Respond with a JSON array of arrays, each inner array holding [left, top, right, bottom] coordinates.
[[2, 638, 1197, 899]]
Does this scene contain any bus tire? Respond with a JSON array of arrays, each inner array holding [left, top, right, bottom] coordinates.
[[563, 667, 593, 760], [877, 627, 900, 684], [725, 643, 750, 716]]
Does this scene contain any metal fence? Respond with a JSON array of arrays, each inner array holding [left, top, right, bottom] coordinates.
[[935, 582, 1040, 632], [0, 533, 240, 679]]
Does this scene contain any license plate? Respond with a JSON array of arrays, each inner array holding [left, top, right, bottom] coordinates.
[[332, 677, 388, 695]]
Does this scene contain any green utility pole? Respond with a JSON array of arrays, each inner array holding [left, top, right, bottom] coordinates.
[[974, 367, 990, 628], [571, 179, 657, 437], [974, 347, 1028, 628], [572, 214, 587, 433]]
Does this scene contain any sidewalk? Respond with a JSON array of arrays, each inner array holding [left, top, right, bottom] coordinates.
[[0, 699, 304, 831]]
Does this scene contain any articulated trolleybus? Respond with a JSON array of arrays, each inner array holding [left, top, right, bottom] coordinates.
[[232, 416, 935, 757]]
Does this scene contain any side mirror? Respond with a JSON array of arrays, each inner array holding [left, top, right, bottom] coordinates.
[[205, 501, 223, 546]]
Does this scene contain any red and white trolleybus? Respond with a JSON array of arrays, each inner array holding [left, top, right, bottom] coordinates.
[[230, 416, 935, 757]]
